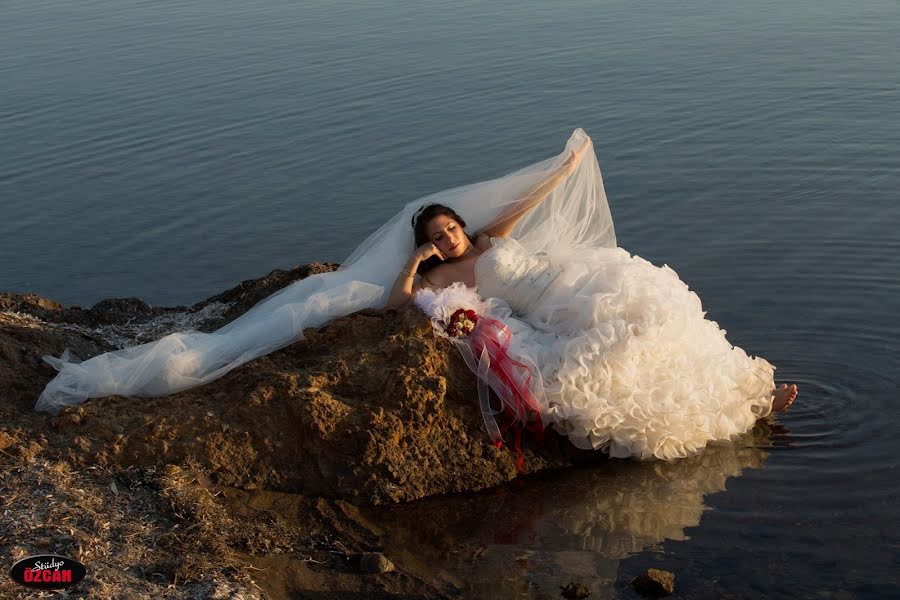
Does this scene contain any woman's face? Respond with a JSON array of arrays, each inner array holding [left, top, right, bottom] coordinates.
[[425, 214, 469, 259]]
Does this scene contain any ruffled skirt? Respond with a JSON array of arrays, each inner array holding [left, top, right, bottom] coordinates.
[[491, 247, 775, 460]]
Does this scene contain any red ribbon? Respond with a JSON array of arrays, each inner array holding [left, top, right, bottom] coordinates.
[[467, 317, 545, 473]]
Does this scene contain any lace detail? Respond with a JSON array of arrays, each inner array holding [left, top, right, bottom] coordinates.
[[475, 237, 563, 315]]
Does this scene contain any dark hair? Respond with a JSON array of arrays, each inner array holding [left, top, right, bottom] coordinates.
[[411, 203, 476, 277]]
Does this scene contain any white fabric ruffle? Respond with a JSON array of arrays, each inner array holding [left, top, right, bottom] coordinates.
[[473, 238, 775, 461]]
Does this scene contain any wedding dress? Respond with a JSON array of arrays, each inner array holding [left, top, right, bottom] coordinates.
[[469, 235, 775, 460], [35, 127, 776, 464]]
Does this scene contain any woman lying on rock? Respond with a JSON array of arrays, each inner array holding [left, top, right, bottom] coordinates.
[[37, 128, 796, 463]]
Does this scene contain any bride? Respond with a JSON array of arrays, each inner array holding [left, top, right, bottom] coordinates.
[[35, 128, 796, 461], [388, 134, 797, 460]]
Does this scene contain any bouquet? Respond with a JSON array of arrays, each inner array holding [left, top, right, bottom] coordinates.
[[414, 281, 488, 340], [414, 282, 545, 473], [446, 308, 478, 338]]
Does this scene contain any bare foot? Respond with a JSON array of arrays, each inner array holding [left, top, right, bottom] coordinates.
[[772, 383, 798, 412]]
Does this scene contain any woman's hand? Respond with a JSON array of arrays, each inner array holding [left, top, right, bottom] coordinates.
[[562, 136, 592, 176], [415, 242, 447, 262]]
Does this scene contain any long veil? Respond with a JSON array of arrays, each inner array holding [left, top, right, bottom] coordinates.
[[35, 128, 615, 414]]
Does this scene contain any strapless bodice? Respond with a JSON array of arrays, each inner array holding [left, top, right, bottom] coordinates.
[[474, 236, 563, 315]]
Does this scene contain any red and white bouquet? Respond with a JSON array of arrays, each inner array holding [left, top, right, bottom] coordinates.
[[414, 281, 488, 341], [446, 308, 478, 337], [414, 282, 545, 473]]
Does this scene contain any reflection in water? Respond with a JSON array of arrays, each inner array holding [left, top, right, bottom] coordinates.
[[548, 428, 771, 558], [371, 423, 780, 598]]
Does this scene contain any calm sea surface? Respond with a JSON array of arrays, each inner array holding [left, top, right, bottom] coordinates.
[[2, 0, 899, 596]]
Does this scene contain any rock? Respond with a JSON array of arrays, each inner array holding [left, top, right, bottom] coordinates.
[[357, 552, 395, 574], [560, 581, 591, 598], [192, 262, 343, 331], [89, 298, 156, 324], [3, 265, 542, 600], [0, 293, 63, 314], [631, 568, 675, 597], [0, 265, 589, 507], [0, 430, 16, 450]]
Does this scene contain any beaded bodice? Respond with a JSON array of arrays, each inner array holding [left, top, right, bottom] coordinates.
[[475, 236, 563, 315]]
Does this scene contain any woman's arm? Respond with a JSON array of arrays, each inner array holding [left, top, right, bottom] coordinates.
[[385, 256, 424, 309], [481, 138, 591, 239], [385, 243, 447, 308]]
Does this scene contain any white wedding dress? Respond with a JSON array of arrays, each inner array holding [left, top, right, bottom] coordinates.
[[472, 235, 775, 460], [35, 127, 777, 464]]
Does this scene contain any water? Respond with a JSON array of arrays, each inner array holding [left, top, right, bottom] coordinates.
[[2, 0, 899, 596]]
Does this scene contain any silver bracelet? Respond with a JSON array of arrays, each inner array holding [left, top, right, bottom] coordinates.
[[400, 267, 415, 278]]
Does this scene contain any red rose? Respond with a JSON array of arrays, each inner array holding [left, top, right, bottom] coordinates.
[[444, 307, 479, 338]]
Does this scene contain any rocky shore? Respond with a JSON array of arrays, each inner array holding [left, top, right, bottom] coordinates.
[[0, 263, 600, 599]]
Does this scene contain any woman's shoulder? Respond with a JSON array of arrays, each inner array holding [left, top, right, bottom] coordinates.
[[474, 232, 497, 252]]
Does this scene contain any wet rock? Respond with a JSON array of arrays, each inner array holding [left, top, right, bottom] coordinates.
[[632, 568, 675, 597], [357, 552, 395, 574], [560, 581, 591, 598]]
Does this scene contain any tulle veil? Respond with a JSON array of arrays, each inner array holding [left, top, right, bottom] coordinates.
[[35, 128, 615, 414]]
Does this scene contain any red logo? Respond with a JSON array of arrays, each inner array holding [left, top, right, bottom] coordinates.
[[9, 554, 86, 590]]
